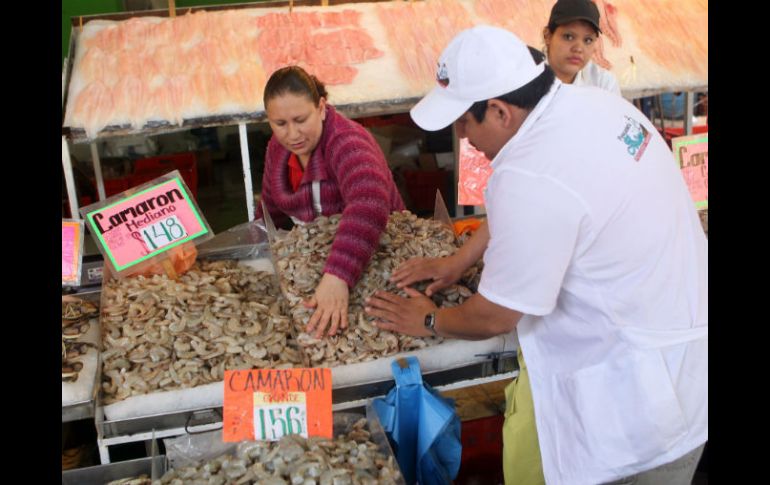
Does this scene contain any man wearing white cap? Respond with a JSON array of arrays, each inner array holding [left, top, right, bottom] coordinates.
[[365, 26, 707, 485]]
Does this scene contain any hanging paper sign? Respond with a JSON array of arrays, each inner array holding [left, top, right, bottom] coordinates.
[[223, 368, 332, 443], [62, 219, 84, 286], [672, 133, 708, 209], [458, 138, 493, 206], [80, 171, 211, 273]]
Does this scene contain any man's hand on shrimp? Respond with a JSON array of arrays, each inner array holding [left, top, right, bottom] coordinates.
[[389, 254, 465, 296], [365, 287, 438, 337]]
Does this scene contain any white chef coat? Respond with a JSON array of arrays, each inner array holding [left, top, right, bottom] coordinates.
[[479, 81, 708, 484]]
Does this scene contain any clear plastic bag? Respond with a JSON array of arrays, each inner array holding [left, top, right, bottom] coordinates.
[[196, 219, 270, 261], [163, 429, 237, 470], [161, 408, 405, 484]]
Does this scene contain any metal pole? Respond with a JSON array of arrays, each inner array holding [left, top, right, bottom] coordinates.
[[452, 129, 463, 217], [94, 401, 110, 464], [655, 95, 666, 133], [239, 123, 255, 221], [91, 143, 106, 201], [684, 91, 695, 135], [62, 136, 80, 219]]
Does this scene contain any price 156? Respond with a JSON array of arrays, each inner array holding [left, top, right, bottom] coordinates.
[[140, 215, 188, 251], [253, 392, 308, 441]]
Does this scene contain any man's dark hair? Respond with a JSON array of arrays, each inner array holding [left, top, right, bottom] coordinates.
[[468, 65, 555, 123], [527, 46, 546, 65]]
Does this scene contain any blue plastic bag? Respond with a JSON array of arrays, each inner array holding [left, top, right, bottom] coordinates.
[[373, 356, 462, 485]]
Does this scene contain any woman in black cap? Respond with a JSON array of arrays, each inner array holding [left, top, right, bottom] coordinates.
[[543, 0, 620, 94]]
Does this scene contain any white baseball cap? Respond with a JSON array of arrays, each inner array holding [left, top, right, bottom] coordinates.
[[410, 25, 545, 131]]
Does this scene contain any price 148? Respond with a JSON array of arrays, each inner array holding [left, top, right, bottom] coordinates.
[[140, 215, 187, 251]]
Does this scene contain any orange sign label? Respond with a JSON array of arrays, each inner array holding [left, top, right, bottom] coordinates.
[[223, 368, 332, 442]]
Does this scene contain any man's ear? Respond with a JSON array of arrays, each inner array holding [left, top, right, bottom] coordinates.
[[487, 99, 513, 127], [488, 99, 528, 132]]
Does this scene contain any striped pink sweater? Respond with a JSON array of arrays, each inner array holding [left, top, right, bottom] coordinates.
[[256, 105, 405, 287]]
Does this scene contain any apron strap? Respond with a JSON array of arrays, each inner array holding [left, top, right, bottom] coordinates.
[[290, 181, 323, 225], [312, 181, 322, 217]]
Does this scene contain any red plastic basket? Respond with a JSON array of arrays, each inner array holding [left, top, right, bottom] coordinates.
[[661, 125, 708, 148], [403, 169, 450, 212], [102, 176, 132, 197], [131, 152, 198, 197], [455, 415, 505, 484]]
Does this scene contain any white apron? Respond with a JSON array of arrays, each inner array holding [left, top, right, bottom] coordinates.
[[521, 321, 708, 485]]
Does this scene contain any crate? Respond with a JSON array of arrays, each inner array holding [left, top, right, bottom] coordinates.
[[661, 125, 708, 148], [131, 152, 198, 197], [455, 415, 505, 484], [356, 113, 414, 127], [403, 169, 452, 213], [102, 176, 133, 197]]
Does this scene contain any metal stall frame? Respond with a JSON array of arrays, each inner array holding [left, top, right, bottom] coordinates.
[[94, 353, 517, 464]]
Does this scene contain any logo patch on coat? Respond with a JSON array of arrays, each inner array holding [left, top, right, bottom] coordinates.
[[617, 116, 651, 161]]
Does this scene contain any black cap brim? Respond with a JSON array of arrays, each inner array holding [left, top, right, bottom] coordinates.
[[554, 16, 602, 34]]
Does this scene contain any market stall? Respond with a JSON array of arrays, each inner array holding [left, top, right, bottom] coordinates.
[[86, 197, 517, 462], [61, 0, 708, 475]]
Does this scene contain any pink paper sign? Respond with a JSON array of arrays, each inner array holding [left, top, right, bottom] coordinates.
[[458, 138, 493, 206], [85, 177, 208, 271], [62, 221, 82, 284], [672, 133, 708, 209]]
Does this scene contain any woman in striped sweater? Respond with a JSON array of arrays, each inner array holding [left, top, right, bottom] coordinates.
[[256, 66, 405, 340]]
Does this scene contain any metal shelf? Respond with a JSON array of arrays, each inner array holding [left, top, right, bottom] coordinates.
[[94, 353, 517, 463]]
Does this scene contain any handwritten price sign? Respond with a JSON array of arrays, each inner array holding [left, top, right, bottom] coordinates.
[[62, 219, 84, 286], [80, 173, 210, 273], [224, 369, 332, 442], [672, 133, 708, 209]]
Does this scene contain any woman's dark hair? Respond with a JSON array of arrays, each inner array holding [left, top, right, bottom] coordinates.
[[468, 53, 555, 123], [263, 66, 328, 107]]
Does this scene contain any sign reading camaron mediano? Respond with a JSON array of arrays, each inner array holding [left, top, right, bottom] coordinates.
[[81, 171, 210, 273]]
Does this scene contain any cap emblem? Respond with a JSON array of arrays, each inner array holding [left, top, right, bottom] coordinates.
[[436, 62, 449, 87]]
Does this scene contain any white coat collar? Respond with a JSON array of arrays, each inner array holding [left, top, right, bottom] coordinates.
[[490, 80, 563, 169]]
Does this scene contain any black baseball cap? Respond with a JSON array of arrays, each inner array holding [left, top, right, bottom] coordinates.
[[548, 0, 602, 33]]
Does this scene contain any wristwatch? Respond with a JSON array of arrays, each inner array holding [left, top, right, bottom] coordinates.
[[424, 312, 438, 336]]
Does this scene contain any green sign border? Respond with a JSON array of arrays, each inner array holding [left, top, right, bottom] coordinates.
[[85, 177, 209, 271]]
